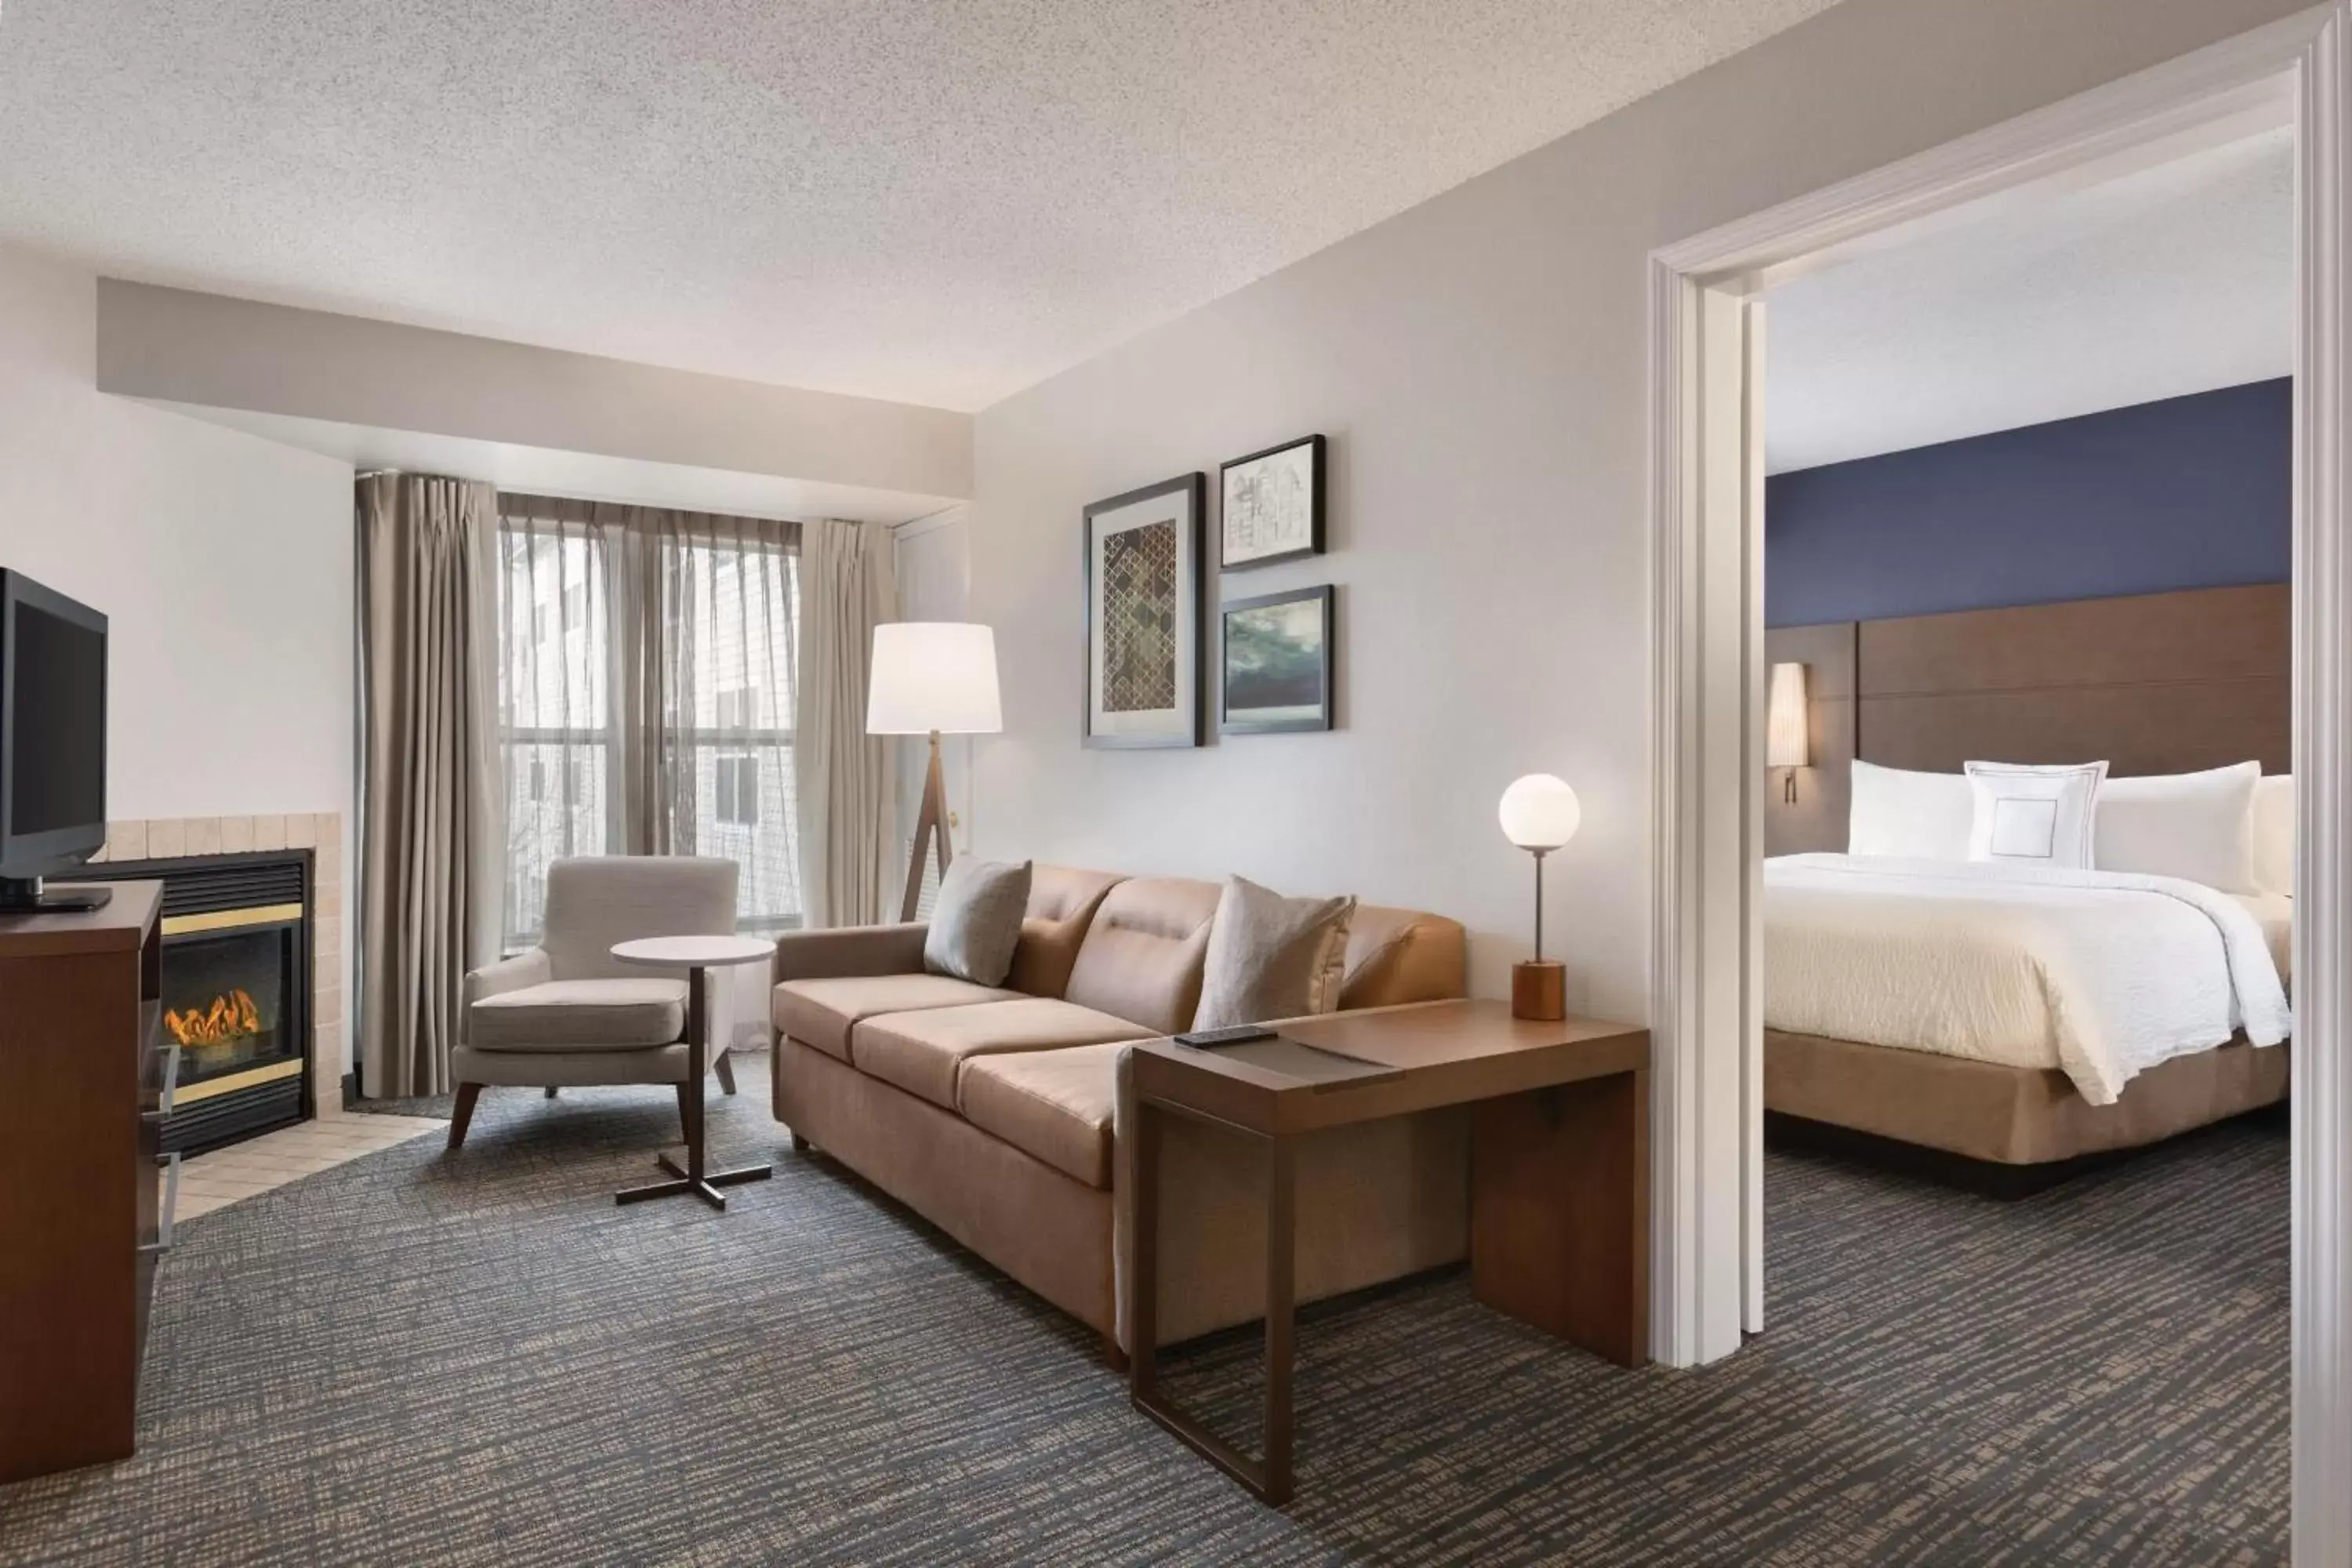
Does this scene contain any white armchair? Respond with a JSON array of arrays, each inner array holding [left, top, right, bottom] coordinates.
[[450, 855, 742, 1150]]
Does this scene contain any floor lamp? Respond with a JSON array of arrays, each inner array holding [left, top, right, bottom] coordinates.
[[866, 622, 1004, 922]]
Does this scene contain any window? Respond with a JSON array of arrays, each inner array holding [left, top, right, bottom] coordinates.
[[492, 499, 804, 946], [714, 753, 760, 826]]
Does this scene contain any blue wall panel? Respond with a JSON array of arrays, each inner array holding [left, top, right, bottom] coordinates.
[[1765, 378, 2290, 628]]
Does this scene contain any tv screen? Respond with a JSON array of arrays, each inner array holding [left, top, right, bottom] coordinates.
[[10, 601, 106, 836], [1, 570, 108, 886]]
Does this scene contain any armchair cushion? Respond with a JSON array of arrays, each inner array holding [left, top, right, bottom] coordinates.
[[468, 978, 689, 1051]]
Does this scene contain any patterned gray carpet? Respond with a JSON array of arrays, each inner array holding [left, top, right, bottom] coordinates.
[[0, 1069, 2287, 1566]]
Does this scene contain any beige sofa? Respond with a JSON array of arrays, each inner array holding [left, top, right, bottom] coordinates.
[[770, 866, 1468, 1357]]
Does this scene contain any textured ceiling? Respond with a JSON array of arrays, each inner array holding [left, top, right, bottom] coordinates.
[[1766, 127, 2294, 474], [0, 0, 1842, 412]]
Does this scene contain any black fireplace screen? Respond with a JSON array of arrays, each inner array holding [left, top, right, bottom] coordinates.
[[162, 923, 298, 1090]]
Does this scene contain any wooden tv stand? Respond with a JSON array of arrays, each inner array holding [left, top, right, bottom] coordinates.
[[0, 880, 170, 1482]]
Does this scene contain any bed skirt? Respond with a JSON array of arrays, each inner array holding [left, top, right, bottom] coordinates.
[[1764, 1029, 2288, 1173]]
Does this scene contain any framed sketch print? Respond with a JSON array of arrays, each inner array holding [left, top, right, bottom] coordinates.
[[1219, 434, 1325, 571], [1220, 585, 1334, 735], [1083, 473, 1204, 749]]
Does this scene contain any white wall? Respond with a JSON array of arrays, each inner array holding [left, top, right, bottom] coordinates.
[[0, 245, 355, 822], [968, 0, 2309, 1017]]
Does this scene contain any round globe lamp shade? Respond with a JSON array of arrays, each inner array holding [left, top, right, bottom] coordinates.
[[1497, 774, 1581, 851], [866, 622, 1004, 735]]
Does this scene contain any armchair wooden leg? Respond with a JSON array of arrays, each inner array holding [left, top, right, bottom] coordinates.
[[448, 1083, 482, 1150], [713, 1047, 738, 1096]]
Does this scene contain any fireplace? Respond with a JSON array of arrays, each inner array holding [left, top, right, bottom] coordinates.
[[81, 850, 313, 1153]]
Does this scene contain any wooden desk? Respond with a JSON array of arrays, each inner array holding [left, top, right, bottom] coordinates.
[[1126, 999, 1650, 1504]]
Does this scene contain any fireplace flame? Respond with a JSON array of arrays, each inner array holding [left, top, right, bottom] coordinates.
[[167, 989, 263, 1047]]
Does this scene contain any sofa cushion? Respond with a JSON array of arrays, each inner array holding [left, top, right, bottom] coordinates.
[[924, 857, 1033, 985], [1061, 877, 1222, 1035], [851, 997, 1151, 1110], [1339, 906, 1469, 1009], [468, 978, 688, 1051], [1007, 866, 1127, 1000], [772, 974, 1020, 1061], [959, 1041, 1126, 1189]]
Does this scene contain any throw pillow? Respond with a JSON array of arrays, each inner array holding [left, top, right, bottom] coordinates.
[[2093, 760, 2262, 892], [1192, 876, 1357, 1032], [1963, 760, 2108, 871], [923, 857, 1033, 986]]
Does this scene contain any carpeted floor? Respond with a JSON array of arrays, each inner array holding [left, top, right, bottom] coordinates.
[[0, 1069, 2287, 1566]]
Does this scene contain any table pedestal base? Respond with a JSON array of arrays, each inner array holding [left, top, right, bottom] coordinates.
[[615, 1152, 773, 1210]]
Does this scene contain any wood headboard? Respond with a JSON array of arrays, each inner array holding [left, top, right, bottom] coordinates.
[[1764, 583, 2289, 855]]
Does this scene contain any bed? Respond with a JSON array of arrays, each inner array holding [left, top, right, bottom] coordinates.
[[1762, 584, 2294, 1192]]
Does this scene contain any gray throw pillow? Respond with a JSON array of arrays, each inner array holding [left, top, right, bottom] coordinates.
[[1192, 876, 1357, 1031], [924, 857, 1033, 986]]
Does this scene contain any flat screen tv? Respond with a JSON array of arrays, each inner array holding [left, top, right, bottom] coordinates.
[[0, 570, 111, 913]]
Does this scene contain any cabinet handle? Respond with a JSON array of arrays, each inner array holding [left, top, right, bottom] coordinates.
[[139, 1152, 180, 1258]]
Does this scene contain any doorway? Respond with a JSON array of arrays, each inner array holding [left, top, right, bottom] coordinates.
[[1649, 9, 2352, 1561]]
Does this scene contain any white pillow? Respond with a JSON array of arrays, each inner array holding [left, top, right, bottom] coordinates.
[[2252, 773, 2295, 896], [2094, 761, 2260, 893], [1848, 760, 1975, 861], [1965, 760, 2108, 869]]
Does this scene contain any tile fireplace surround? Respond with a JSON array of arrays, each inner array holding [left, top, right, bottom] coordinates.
[[85, 812, 346, 1119]]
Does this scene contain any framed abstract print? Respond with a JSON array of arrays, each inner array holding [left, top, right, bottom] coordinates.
[[1082, 473, 1203, 749], [1218, 434, 1325, 571], [1219, 584, 1334, 735]]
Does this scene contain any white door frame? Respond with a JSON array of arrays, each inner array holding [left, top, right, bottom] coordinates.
[[1648, 5, 2352, 1560]]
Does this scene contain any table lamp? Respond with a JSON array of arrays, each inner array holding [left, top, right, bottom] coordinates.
[[1766, 661, 1810, 804], [867, 622, 1003, 921], [1498, 773, 1581, 1021]]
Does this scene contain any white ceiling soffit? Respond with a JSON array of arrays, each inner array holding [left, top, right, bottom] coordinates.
[[150, 403, 962, 528], [0, 0, 1841, 412], [1764, 126, 2294, 474]]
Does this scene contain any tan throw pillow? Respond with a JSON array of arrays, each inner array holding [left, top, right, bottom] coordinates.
[[924, 857, 1033, 986], [1191, 876, 1356, 1031]]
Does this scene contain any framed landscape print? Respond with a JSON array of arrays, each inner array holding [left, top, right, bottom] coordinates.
[[1219, 434, 1325, 571], [1219, 585, 1334, 735], [1083, 473, 1204, 749]]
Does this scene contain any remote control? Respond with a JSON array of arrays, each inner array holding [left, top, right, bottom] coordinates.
[[1172, 1023, 1279, 1048]]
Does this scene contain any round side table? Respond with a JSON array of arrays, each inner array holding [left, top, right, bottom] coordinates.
[[610, 934, 776, 1211]]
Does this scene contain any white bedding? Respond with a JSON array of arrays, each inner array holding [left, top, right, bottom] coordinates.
[[1765, 854, 2292, 1105]]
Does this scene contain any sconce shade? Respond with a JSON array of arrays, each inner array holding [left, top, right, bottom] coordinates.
[[1497, 774, 1582, 851], [1766, 662, 1810, 770], [866, 622, 1004, 735]]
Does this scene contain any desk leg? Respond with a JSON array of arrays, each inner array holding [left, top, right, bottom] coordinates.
[[1471, 1067, 1650, 1365], [1129, 1102, 1300, 1504], [1263, 1134, 1296, 1504]]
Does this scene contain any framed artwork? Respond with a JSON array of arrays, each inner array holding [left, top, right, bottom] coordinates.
[[1219, 585, 1334, 735], [1082, 473, 1204, 749], [1219, 434, 1325, 571]]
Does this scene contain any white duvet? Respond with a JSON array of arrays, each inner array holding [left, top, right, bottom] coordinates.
[[1764, 854, 2292, 1105]]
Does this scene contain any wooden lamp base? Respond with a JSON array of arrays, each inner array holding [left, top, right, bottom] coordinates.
[[1512, 960, 1566, 1022]]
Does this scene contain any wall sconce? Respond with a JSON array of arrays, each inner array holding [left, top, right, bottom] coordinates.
[[1766, 661, 1809, 804]]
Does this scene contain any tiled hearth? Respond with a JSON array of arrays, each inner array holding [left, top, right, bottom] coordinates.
[[86, 812, 347, 1120]]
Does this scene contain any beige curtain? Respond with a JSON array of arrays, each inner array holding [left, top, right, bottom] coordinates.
[[794, 517, 898, 927], [356, 474, 502, 1098]]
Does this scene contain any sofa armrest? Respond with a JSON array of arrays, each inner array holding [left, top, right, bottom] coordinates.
[[773, 923, 930, 984], [462, 949, 553, 1044]]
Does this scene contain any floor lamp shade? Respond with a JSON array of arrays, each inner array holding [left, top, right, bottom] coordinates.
[[867, 622, 1004, 735], [867, 622, 1002, 923]]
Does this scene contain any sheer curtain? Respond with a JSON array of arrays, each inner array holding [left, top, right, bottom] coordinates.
[[493, 494, 803, 1047]]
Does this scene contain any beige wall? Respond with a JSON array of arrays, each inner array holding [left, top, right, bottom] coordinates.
[[967, 0, 2308, 1016], [0, 243, 358, 1078]]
